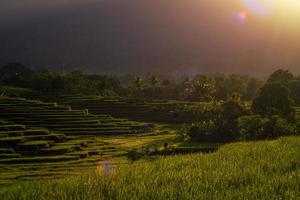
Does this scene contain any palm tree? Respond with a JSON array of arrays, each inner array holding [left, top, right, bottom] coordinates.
[[149, 75, 159, 88], [133, 76, 142, 91]]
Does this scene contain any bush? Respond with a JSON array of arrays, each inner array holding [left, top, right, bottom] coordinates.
[[215, 99, 248, 142], [238, 115, 295, 141], [0, 63, 33, 87], [0, 86, 34, 97], [126, 150, 144, 162], [238, 115, 266, 140], [293, 121, 300, 135], [185, 100, 248, 143], [252, 82, 295, 121], [186, 121, 217, 142]]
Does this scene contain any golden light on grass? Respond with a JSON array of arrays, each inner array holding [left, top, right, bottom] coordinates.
[[95, 160, 115, 176]]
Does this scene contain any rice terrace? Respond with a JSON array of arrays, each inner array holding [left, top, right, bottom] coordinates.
[[2, 0, 300, 199]]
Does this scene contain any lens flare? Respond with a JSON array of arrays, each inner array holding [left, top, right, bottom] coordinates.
[[235, 11, 247, 24], [243, 0, 275, 15]]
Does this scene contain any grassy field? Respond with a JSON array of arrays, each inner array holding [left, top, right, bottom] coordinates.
[[1, 136, 299, 199]]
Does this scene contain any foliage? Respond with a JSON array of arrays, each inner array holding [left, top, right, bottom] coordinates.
[[0, 63, 265, 101], [126, 73, 262, 101], [238, 115, 295, 141], [267, 69, 294, 85], [182, 75, 216, 101], [244, 78, 263, 100], [252, 82, 295, 121], [185, 98, 297, 142], [31, 72, 122, 95], [214, 99, 248, 141], [0, 63, 33, 87], [288, 79, 300, 105], [185, 100, 248, 142], [186, 120, 217, 142], [126, 150, 145, 162], [214, 74, 248, 100]]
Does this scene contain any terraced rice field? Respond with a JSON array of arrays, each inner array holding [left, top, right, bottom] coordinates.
[[0, 97, 155, 185], [295, 107, 300, 118], [0, 96, 221, 185], [41, 95, 202, 123], [0, 97, 151, 136]]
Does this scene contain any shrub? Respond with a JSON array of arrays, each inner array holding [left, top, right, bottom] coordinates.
[[215, 99, 248, 142], [186, 120, 217, 142], [238, 115, 295, 141], [185, 100, 248, 143], [238, 115, 267, 141], [126, 150, 144, 162], [293, 121, 300, 135], [252, 82, 295, 121]]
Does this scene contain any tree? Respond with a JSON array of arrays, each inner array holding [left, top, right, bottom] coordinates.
[[185, 99, 247, 143], [133, 76, 142, 91], [214, 75, 247, 100], [147, 75, 160, 100], [161, 79, 170, 86], [185, 75, 216, 101], [238, 115, 294, 141], [186, 120, 217, 142], [0, 63, 33, 86], [252, 82, 295, 121], [267, 69, 293, 85], [130, 76, 144, 99], [149, 75, 159, 88], [244, 78, 263, 100], [238, 115, 267, 141], [288, 79, 300, 105], [31, 72, 121, 95], [215, 99, 247, 141]]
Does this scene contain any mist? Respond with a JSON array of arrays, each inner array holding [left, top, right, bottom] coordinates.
[[1, 0, 300, 75]]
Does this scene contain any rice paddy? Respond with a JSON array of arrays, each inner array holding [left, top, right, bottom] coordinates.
[[0, 97, 162, 185], [1, 136, 299, 199], [1, 95, 299, 199]]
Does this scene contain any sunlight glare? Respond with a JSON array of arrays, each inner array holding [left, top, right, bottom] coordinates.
[[235, 11, 247, 24], [243, 0, 300, 15]]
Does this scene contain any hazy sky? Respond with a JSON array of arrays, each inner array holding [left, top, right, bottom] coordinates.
[[1, 0, 300, 75]]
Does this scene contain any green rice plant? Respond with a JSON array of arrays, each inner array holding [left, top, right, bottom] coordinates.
[[0, 155, 80, 164], [0, 153, 21, 159], [0, 148, 15, 154], [1, 136, 300, 199]]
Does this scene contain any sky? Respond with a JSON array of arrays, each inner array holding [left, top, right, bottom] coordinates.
[[1, 0, 300, 75]]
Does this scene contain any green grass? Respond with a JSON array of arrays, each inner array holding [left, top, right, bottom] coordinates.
[[0, 155, 80, 164], [0, 97, 152, 137], [0, 148, 15, 154], [18, 140, 50, 146], [1, 136, 300, 199], [47, 95, 211, 123], [0, 153, 21, 159], [0, 86, 34, 97]]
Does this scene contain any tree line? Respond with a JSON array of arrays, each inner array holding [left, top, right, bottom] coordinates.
[[125, 74, 263, 101], [0, 63, 299, 106], [0, 63, 122, 96], [185, 69, 300, 143]]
